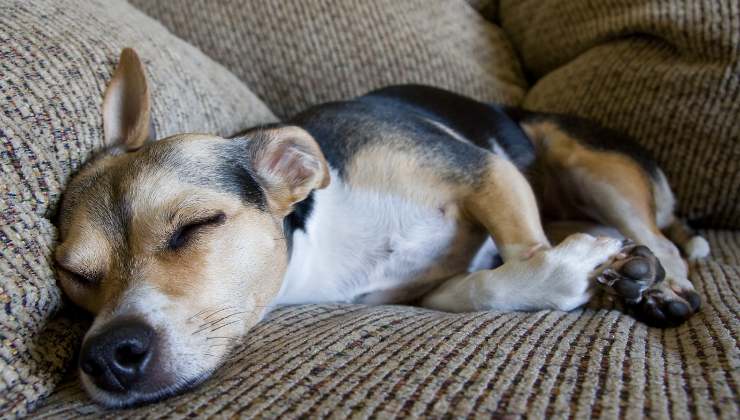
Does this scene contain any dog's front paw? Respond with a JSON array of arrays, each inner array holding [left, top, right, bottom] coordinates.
[[534, 233, 624, 311], [597, 244, 700, 327]]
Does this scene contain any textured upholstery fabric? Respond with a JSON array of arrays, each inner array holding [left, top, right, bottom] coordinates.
[[500, 0, 740, 228], [128, 0, 527, 119], [33, 230, 740, 418], [0, 0, 274, 416], [3, 0, 739, 418]]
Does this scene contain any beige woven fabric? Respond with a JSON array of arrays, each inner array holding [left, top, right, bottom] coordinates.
[[0, 0, 274, 416], [4, 1, 739, 417], [32, 230, 739, 418], [500, 0, 740, 228], [128, 0, 527, 119]]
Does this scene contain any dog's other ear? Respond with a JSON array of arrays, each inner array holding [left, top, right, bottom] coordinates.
[[250, 126, 330, 215], [102, 48, 155, 151]]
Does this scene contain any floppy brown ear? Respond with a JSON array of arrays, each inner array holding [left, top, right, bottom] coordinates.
[[102, 48, 155, 151], [249, 126, 330, 215]]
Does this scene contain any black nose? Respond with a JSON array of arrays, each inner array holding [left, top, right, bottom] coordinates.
[[80, 318, 155, 393]]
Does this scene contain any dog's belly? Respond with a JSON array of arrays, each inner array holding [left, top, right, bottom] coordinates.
[[275, 177, 489, 305]]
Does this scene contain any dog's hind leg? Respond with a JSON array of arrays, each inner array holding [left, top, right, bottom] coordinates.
[[522, 118, 705, 326], [421, 155, 635, 314], [651, 169, 710, 260]]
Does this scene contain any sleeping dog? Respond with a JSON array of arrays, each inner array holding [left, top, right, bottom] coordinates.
[[55, 49, 709, 407]]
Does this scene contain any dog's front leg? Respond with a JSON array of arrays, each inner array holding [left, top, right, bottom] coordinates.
[[421, 233, 624, 312]]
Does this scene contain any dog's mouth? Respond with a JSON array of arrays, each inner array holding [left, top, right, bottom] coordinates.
[[81, 367, 216, 408]]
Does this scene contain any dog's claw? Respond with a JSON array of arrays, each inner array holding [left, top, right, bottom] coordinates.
[[621, 238, 635, 247], [596, 244, 699, 327]]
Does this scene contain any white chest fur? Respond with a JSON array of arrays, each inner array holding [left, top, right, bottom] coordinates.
[[275, 174, 486, 305]]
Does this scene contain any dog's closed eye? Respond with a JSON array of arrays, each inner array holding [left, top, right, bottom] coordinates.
[[168, 211, 226, 250], [57, 266, 100, 286]]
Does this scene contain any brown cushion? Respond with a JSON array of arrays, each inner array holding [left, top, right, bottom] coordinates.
[[0, 0, 274, 416], [500, 0, 740, 228], [128, 0, 528, 119], [33, 230, 739, 418]]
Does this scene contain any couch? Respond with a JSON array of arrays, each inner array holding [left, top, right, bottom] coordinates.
[[1, 0, 737, 418]]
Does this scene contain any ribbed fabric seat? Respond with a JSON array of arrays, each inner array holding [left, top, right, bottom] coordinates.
[[33, 232, 740, 418]]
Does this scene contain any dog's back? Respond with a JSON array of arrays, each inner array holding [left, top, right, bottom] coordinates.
[[279, 85, 705, 325]]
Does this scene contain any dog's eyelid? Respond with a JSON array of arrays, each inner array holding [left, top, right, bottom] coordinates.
[[57, 265, 100, 285], [168, 211, 227, 250], [177, 211, 227, 230], [171, 209, 226, 226]]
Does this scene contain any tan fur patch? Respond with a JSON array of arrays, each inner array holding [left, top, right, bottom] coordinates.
[[346, 144, 550, 261], [464, 155, 550, 261], [524, 120, 658, 234], [346, 145, 466, 214]]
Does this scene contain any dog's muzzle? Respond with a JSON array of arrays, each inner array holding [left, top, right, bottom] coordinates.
[[79, 317, 156, 393]]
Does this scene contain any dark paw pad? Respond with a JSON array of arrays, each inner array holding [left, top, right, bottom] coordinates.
[[596, 244, 698, 327], [628, 289, 699, 328], [596, 245, 664, 304]]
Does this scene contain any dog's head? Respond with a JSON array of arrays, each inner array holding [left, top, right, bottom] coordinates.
[[55, 49, 329, 407]]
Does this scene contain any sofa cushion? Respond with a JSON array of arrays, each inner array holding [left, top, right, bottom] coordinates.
[[32, 230, 739, 418], [0, 0, 275, 416], [128, 0, 527, 119], [499, 0, 740, 228]]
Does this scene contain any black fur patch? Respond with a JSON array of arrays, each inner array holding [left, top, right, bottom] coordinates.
[[285, 191, 314, 233], [216, 157, 266, 210], [365, 85, 536, 169], [283, 191, 315, 252], [288, 85, 539, 188], [211, 139, 267, 210]]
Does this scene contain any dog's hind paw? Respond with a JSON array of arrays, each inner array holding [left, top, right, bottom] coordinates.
[[596, 243, 700, 328]]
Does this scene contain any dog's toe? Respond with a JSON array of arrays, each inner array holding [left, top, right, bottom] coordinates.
[[683, 290, 702, 312], [631, 245, 655, 259], [630, 288, 697, 328], [613, 278, 642, 300], [620, 258, 650, 280], [666, 300, 690, 318]]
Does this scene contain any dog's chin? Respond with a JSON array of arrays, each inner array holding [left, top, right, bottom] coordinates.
[[81, 369, 214, 408]]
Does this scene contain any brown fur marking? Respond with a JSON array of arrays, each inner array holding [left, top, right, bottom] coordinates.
[[464, 155, 551, 261], [524, 121, 659, 234]]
